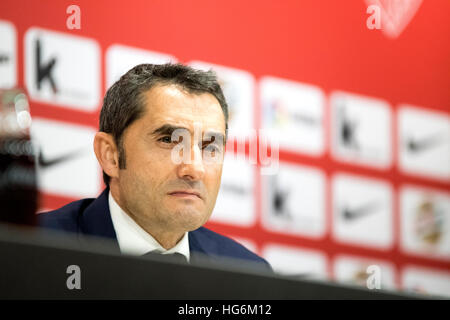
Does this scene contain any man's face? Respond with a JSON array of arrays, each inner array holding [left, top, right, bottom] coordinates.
[[115, 84, 226, 236]]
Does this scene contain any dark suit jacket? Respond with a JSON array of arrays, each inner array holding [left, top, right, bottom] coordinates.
[[38, 188, 271, 270]]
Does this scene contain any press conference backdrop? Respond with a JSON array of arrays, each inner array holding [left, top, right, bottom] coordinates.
[[0, 0, 449, 297]]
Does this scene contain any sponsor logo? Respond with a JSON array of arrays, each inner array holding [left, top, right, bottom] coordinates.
[[0, 20, 17, 89], [331, 92, 392, 168], [260, 76, 325, 156], [398, 106, 450, 180], [25, 27, 100, 111], [413, 199, 444, 248], [341, 201, 382, 221]]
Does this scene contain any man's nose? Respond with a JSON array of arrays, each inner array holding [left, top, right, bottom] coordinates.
[[176, 144, 205, 181]]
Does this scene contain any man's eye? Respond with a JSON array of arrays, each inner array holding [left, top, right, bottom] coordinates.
[[203, 144, 220, 153], [159, 136, 172, 144]]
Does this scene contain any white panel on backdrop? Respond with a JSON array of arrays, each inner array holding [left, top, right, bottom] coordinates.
[[398, 105, 450, 181], [333, 255, 396, 290], [0, 20, 17, 89], [332, 174, 393, 249], [106, 44, 176, 89], [262, 244, 328, 279], [330, 91, 392, 168], [210, 153, 255, 226], [400, 185, 450, 260], [262, 162, 326, 238], [31, 118, 101, 199], [402, 266, 450, 298], [260, 76, 325, 156], [188, 61, 254, 136], [24, 27, 100, 111]]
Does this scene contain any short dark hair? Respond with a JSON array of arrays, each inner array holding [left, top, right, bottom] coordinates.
[[99, 63, 229, 186]]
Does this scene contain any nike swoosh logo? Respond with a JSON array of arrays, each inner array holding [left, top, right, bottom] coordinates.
[[406, 133, 444, 153], [37, 148, 86, 168], [0, 54, 9, 63], [341, 201, 381, 221]]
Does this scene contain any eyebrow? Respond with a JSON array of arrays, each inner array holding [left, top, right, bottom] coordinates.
[[151, 124, 189, 136], [150, 124, 226, 144]]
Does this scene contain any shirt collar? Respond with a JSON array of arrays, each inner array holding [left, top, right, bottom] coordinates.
[[108, 191, 190, 262]]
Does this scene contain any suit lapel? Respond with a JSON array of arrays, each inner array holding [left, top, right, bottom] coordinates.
[[188, 229, 215, 264], [79, 188, 119, 247]]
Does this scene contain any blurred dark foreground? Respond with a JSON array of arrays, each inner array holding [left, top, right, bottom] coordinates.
[[0, 223, 427, 300]]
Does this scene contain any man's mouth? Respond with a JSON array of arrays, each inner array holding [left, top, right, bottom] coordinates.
[[168, 190, 202, 200]]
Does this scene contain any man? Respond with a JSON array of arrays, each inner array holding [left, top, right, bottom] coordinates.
[[38, 63, 270, 269]]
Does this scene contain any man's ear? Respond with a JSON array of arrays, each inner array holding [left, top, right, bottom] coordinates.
[[93, 132, 120, 180]]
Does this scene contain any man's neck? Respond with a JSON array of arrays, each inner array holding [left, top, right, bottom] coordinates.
[[109, 184, 184, 250]]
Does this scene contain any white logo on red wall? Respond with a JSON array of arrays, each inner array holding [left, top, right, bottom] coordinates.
[[365, 0, 423, 38], [260, 76, 325, 156], [106, 44, 176, 89], [398, 105, 450, 181], [400, 185, 450, 260], [402, 266, 450, 298], [211, 153, 255, 227], [189, 61, 255, 136], [334, 255, 397, 290], [0, 20, 17, 89], [31, 118, 101, 199], [332, 173, 393, 249], [262, 162, 326, 238], [25, 27, 100, 111], [330, 91, 392, 169], [262, 244, 328, 279]]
